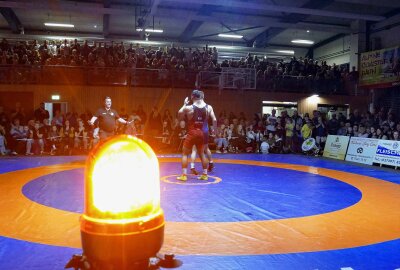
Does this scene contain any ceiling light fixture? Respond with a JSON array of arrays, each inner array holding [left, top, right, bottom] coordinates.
[[291, 39, 314, 45], [44, 22, 75, 28], [136, 28, 163, 33], [276, 50, 295, 54], [145, 29, 163, 33], [218, 33, 243, 39]]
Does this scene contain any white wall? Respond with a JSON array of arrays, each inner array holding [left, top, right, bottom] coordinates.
[[313, 35, 351, 65]]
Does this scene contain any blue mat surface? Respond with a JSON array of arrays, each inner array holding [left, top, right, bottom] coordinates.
[[0, 154, 399, 270]]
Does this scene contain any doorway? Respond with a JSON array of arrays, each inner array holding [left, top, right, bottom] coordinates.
[[44, 102, 68, 122], [262, 101, 298, 117]]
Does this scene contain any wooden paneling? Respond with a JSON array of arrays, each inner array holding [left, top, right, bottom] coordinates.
[[0, 85, 369, 119], [0, 91, 34, 114]]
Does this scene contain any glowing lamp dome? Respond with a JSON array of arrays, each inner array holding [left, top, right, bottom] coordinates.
[[80, 135, 164, 269]]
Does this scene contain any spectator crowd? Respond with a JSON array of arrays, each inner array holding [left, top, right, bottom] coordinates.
[[0, 99, 399, 158], [0, 38, 358, 93]]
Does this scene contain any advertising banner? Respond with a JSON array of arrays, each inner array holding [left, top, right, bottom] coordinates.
[[359, 46, 400, 89], [323, 135, 350, 160], [373, 140, 400, 167], [345, 137, 378, 165]]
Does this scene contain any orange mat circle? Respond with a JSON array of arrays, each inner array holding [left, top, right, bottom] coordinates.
[[0, 158, 399, 255]]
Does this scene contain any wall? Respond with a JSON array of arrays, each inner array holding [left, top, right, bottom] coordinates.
[[313, 35, 351, 66], [0, 85, 369, 119], [370, 24, 400, 50]]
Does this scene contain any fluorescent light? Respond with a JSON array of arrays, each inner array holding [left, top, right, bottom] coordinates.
[[311, 94, 319, 98], [291, 39, 314, 45], [212, 45, 236, 50], [276, 50, 295, 54], [218, 33, 243, 39], [44, 23, 74, 28], [145, 29, 163, 33], [136, 28, 163, 33], [134, 40, 163, 45], [306, 30, 310, 33], [51, 95, 60, 100]]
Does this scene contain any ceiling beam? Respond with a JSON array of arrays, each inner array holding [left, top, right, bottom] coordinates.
[[220, 22, 250, 43], [250, 27, 282, 48], [0, 7, 23, 34], [156, 9, 352, 34], [0, 1, 352, 34], [0, 1, 134, 15], [335, 0, 400, 8], [0, 0, 385, 21], [250, 0, 335, 48], [141, 0, 161, 31], [103, 0, 111, 38], [164, 0, 386, 21], [179, 5, 213, 43]]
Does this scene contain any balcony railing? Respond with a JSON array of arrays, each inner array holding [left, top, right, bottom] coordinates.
[[0, 65, 359, 95]]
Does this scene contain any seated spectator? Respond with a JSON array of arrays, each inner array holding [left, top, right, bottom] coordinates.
[[358, 125, 369, 138], [245, 125, 256, 153], [270, 133, 283, 154], [215, 124, 228, 153], [345, 126, 354, 137], [47, 125, 61, 155], [392, 131, 399, 141], [0, 124, 6, 155], [74, 119, 89, 153], [376, 127, 388, 140], [32, 121, 45, 154], [171, 120, 187, 151], [260, 136, 270, 154], [9, 118, 32, 155], [60, 120, 74, 155], [368, 126, 377, 138]]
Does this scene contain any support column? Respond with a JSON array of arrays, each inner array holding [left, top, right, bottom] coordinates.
[[349, 20, 367, 70]]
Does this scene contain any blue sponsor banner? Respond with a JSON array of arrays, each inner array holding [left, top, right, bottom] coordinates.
[[373, 140, 400, 166]]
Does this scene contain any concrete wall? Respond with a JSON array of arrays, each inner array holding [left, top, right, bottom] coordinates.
[[313, 35, 351, 66]]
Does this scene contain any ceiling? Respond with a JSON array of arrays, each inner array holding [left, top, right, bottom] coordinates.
[[0, 0, 399, 58]]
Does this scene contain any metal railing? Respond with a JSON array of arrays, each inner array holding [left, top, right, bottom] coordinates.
[[0, 65, 360, 95]]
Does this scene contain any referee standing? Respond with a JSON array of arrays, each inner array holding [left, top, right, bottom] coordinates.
[[89, 96, 131, 140]]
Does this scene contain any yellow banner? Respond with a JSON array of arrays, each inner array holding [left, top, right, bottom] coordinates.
[[360, 46, 400, 88], [323, 135, 350, 160]]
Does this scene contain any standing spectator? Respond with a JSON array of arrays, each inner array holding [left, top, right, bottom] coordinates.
[[301, 120, 313, 140], [34, 102, 50, 123], [327, 114, 339, 135], [285, 117, 294, 152], [315, 116, 327, 149]]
